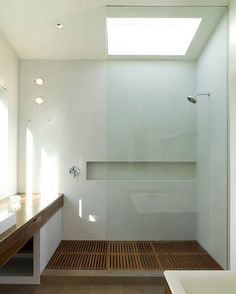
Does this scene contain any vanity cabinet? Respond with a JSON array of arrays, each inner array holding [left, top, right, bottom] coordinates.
[[0, 194, 63, 284]]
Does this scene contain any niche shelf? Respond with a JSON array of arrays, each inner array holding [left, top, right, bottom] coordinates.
[[86, 161, 196, 181]]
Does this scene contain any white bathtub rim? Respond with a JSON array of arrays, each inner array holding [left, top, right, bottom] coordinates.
[[164, 270, 235, 294]]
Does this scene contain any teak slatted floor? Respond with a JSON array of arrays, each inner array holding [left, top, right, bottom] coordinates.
[[46, 240, 222, 271]]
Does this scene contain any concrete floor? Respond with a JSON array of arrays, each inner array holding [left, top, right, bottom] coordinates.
[[0, 284, 164, 294]]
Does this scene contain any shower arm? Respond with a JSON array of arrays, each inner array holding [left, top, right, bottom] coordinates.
[[194, 93, 211, 98]]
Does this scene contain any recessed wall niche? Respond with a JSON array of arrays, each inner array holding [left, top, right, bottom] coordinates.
[[86, 161, 196, 181]]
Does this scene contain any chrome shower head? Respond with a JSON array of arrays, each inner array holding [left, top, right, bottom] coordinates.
[[187, 96, 197, 104], [187, 93, 210, 104]]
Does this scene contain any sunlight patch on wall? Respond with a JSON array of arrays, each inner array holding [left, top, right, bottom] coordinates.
[[89, 214, 96, 222], [79, 199, 83, 218], [26, 128, 34, 196], [130, 192, 196, 213], [41, 148, 58, 199]]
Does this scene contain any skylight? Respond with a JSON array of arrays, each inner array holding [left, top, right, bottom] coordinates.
[[107, 18, 202, 56]]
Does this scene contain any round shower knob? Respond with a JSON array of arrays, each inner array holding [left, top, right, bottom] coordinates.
[[69, 165, 81, 178]]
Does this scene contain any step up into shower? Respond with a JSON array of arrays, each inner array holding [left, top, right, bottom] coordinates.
[[46, 240, 222, 272]]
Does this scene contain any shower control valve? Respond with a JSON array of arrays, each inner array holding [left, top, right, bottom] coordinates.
[[69, 165, 81, 178]]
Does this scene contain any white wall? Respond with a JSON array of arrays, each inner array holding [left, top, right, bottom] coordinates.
[[229, 0, 236, 270], [0, 29, 18, 199], [18, 60, 197, 240], [107, 61, 196, 162], [40, 210, 62, 273], [19, 60, 107, 239], [196, 13, 228, 268]]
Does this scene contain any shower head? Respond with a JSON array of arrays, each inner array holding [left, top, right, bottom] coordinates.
[[187, 96, 197, 104], [187, 93, 210, 104]]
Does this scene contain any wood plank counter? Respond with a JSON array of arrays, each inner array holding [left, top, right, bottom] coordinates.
[[0, 193, 63, 267]]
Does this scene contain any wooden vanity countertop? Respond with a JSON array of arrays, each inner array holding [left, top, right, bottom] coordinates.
[[0, 193, 64, 244]]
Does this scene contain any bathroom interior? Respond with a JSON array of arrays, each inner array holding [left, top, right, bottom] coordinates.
[[0, 0, 236, 293]]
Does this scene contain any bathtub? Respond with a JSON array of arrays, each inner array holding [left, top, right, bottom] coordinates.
[[164, 271, 236, 294]]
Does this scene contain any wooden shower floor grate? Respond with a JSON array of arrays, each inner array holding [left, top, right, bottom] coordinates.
[[46, 240, 223, 271]]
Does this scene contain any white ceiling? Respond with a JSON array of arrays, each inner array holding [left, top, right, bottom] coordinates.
[[0, 0, 230, 60]]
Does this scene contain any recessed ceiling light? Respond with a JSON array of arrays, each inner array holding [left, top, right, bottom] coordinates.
[[107, 18, 202, 56], [35, 97, 44, 105], [35, 77, 44, 86], [56, 22, 64, 29]]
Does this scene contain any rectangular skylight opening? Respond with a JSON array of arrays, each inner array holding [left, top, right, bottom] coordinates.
[[107, 18, 202, 56]]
